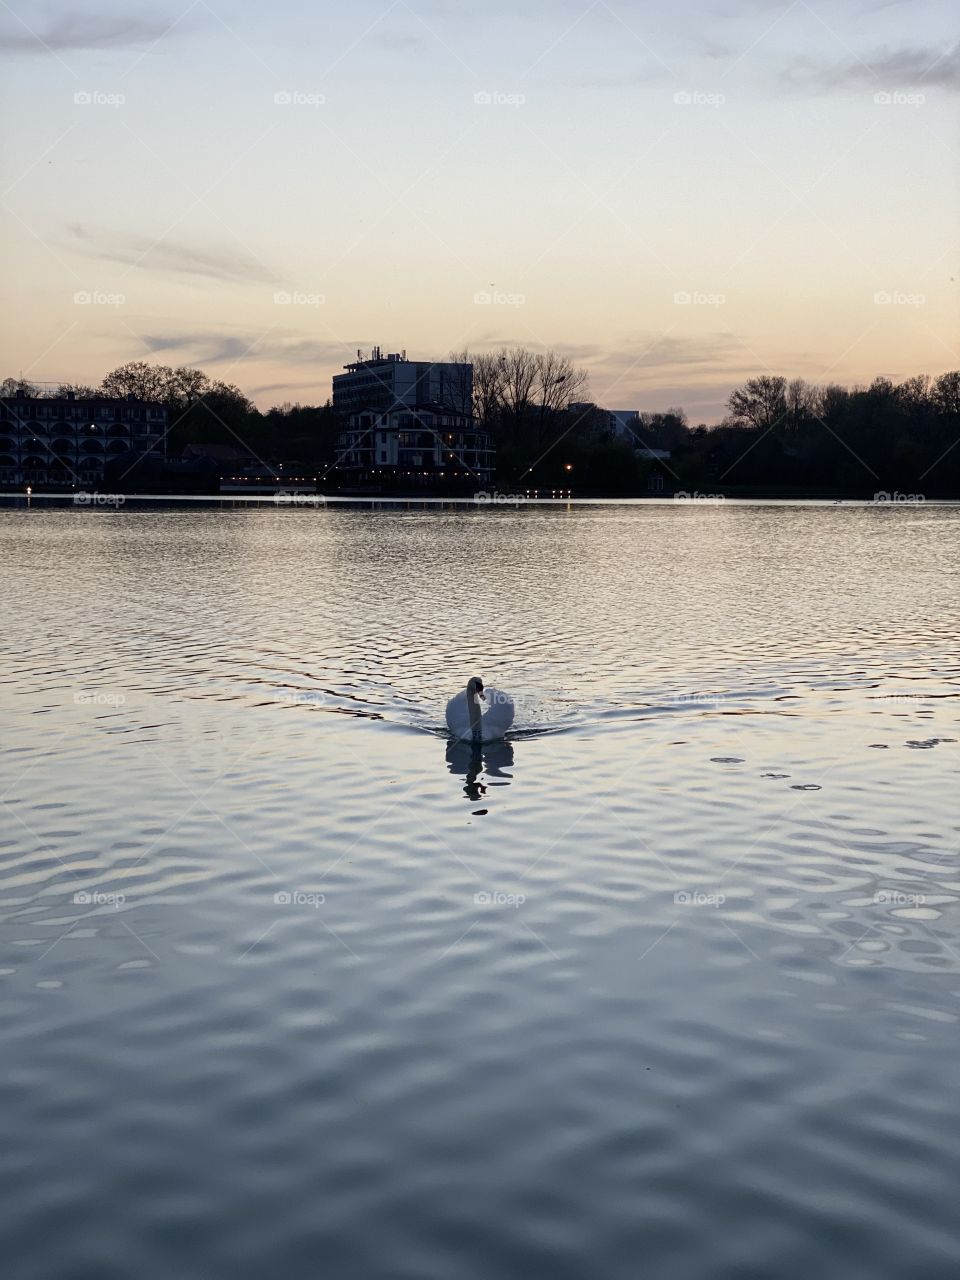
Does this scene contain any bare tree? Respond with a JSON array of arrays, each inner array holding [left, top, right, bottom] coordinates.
[[728, 376, 788, 431], [785, 378, 818, 432], [445, 350, 476, 417], [533, 350, 589, 444]]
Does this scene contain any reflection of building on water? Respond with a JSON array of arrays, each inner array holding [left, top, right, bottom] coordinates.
[[445, 740, 514, 802]]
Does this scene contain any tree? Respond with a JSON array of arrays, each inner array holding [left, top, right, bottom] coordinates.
[[932, 371, 960, 417], [98, 362, 256, 452], [53, 382, 99, 398], [728, 376, 788, 431], [100, 361, 172, 403], [0, 377, 38, 396]]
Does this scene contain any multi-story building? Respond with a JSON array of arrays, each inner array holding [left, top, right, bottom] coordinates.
[[334, 404, 493, 491], [332, 348, 473, 417], [0, 391, 167, 489]]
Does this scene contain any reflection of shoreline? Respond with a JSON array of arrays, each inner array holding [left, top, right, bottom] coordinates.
[[445, 740, 515, 802]]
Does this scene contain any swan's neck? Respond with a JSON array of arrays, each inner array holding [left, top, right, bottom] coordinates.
[[467, 686, 482, 736]]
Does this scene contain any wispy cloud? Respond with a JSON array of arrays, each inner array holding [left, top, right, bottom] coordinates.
[[0, 8, 194, 54], [783, 42, 960, 91], [138, 331, 359, 367], [68, 224, 276, 285]]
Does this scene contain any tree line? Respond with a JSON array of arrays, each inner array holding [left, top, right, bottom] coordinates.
[[4, 360, 959, 494]]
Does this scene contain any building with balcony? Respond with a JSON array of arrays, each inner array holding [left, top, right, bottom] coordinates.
[[332, 348, 473, 418], [334, 404, 493, 492], [0, 391, 167, 490]]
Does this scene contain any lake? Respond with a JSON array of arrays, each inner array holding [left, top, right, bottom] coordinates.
[[1, 501, 959, 1279]]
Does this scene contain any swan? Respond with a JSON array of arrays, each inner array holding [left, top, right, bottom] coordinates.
[[445, 676, 515, 743]]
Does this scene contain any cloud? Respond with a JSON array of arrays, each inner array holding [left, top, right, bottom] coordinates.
[[137, 331, 362, 368], [0, 9, 191, 54], [465, 333, 744, 373], [68, 224, 276, 285], [783, 42, 960, 92]]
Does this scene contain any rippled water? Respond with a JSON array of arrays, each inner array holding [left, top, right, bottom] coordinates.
[[2, 502, 959, 1278]]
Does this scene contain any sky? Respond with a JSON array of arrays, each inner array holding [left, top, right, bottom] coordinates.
[[1, 0, 957, 421]]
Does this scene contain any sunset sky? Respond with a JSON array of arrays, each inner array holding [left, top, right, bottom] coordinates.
[[1, 0, 957, 421]]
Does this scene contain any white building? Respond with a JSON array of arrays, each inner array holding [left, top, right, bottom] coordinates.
[[332, 348, 472, 417], [335, 404, 493, 491]]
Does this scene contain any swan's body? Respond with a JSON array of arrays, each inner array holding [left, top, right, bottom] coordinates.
[[446, 677, 514, 743]]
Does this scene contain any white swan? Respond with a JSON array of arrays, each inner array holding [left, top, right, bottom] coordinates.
[[445, 676, 515, 743]]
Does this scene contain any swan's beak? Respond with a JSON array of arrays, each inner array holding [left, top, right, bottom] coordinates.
[[477, 684, 485, 699]]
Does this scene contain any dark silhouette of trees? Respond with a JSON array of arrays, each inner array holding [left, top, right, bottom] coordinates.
[[5, 359, 960, 494], [98, 362, 255, 452], [450, 346, 589, 449], [728, 376, 788, 431], [695, 371, 960, 494]]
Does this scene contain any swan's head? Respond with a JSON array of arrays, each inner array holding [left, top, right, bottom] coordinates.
[[467, 676, 485, 702]]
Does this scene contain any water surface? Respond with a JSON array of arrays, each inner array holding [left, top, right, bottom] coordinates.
[[2, 503, 959, 1278]]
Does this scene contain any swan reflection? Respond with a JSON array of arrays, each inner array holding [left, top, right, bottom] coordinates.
[[445, 739, 515, 801]]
